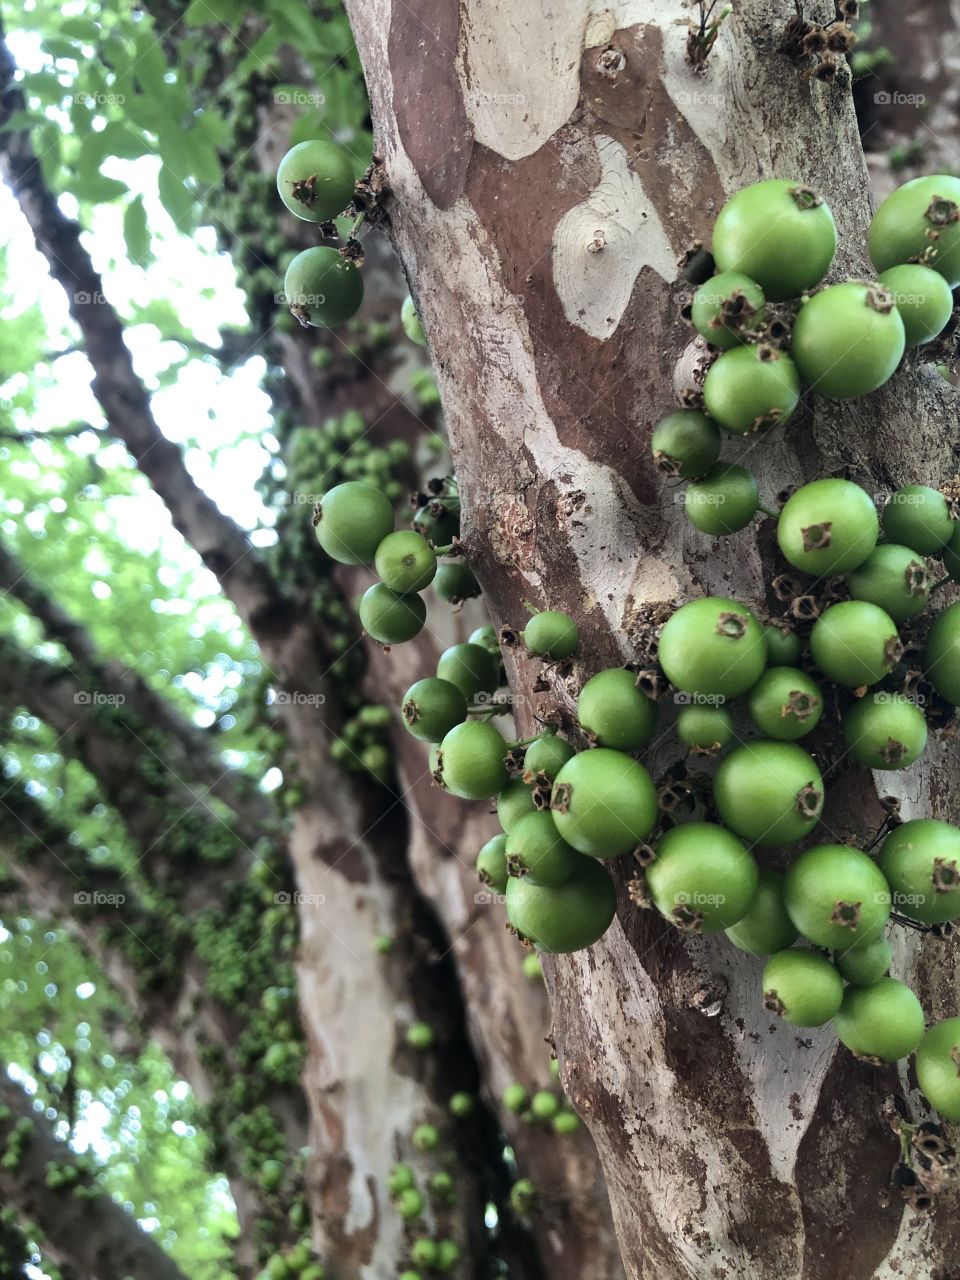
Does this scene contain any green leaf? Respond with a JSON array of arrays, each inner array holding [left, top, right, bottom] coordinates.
[[157, 164, 195, 226], [180, 128, 221, 186], [123, 196, 151, 264], [59, 17, 102, 42], [184, 0, 235, 26], [69, 170, 128, 204]]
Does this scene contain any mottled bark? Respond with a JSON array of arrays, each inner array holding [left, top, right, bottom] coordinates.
[[343, 2, 960, 1276]]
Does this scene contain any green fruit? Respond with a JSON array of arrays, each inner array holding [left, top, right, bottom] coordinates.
[[436, 642, 500, 699], [522, 953, 543, 980], [881, 484, 955, 554], [497, 778, 537, 832], [878, 818, 960, 924], [846, 544, 932, 622], [762, 949, 843, 1027], [783, 843, 891, 949], [476, 834, 508, 892], [401, 678, 467, 742], [412, 1124, 440, 1152], [868, 174, 960, 286], [691, 271, 765, 348], [414, 501, 459, 545], [410, 1239, 439, 1268], [284, 247, 363, 327], [398, 1273, 422, 1280], [437, 721, 508, 799], [314, 482, 394, 565], [260, 1158, 284, 1191], [658, 596, 766, 699], [925, 600, 960, 703], [510, 1178, 538, 1214], [763, 625, 803, 667], [651, 410, 722, 479], [506, 857, 616, 953], [834, 978, 924, 1063], [469, 624, 500, 654], [388, 1163, 415, 1195], [943, 523, 960, 583], [713, 740, 823, 848], [401, 294, 427, 345], [522, 733, 575, 782], [577, 668, 658, 751], [724, 867, 798, 955], [810, 601, 900, 689], [747, 667, 823, 741], [551, 750, 657, 858], [358, 584, 426, 645], [375, 531, 437, 593], [531, 1090, 559, 1119], [276, 139, 355, 221], [834, 936, 892, 986], [675, 703, 734, 752], [712, 178, 837, 300], [502, 1083, 527, 1112], [397, 1188, 425, 1219], [702, 343, 801, 436], [646, 822, 758, 933], [684, 463, 760, 535], [522, 611, 579, 659], [448, 1092, 474, 1118], [505, 811, 580, 887], [842, 692, 927, 770], [776, 479, 879, 576], [878, 263, 954, 346], [436, 1241, 460, 1272], [434, 561, 481, 602], [406, 1022, 435, 1051], [552, 1110, 580, 1134], [915, 1018, 960, 1120], [791, 282, 905, 400]]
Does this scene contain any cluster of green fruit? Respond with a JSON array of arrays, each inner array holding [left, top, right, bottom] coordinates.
[[330, 703, 395, 784], [655, 175, 959, 537], [386, 1139, 462, 1274], [289, 412, 413, 507], [312, 476, 477, 645], [257, 1239, 326, 1280], [501, 1069, 580, 1135], [276, 139, 364, 328]]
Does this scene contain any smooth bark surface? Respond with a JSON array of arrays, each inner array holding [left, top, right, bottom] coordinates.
[[344, 2, 960, 1275]]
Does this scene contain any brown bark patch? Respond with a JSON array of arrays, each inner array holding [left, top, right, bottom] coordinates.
[[387, 0, 473, 209]]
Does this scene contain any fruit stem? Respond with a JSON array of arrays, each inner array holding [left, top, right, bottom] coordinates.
[[521, 601, 539, 617], [507, 735, 542, 749], [349, 210, 366, 238], [757, 502, 779, 519], [432, 542, 456, 556], [930, 575, 952, 594], [467, 703, 512, 718], [890, 911, 935, 932]]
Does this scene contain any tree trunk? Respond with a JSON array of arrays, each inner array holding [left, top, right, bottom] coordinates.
[[343, 1, 960, 1275]]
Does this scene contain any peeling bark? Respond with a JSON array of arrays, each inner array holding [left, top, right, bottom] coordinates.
[[344, 1, 960, 1275]]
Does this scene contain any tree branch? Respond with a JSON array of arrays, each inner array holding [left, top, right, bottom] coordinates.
[[0, 1070, 190, 1280], [0, 23, 288, 640], [0, 538, 273, 845]]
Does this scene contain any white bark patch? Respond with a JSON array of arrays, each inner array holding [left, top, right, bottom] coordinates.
[[552, 136, 677, 339]]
